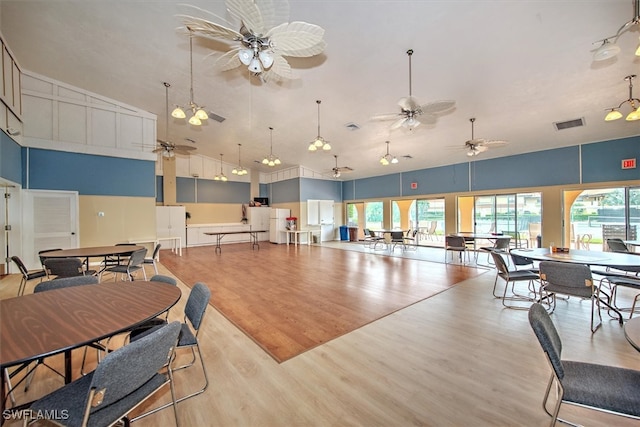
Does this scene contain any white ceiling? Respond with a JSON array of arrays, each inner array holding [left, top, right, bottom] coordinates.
[[1, 0, 639, 180]]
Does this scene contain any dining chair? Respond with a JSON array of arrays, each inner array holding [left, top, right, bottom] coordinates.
[[444, 235, 469, 264], [606, 238, 631, 253], [130, 282, 211, 421], [43, 257, 96, 278], [27, 321, 182, 427], [538, 261, 603, 333], [100, 247, 148, 281], [10, 255, 47, 296], [143, 243, 162, 275], [480, 236, 511, 265], [390, 231, 406, 252], [490, 251, 539, 309], [528, 303, 640, 426], [37, 248, 62, 269], [364, 229, 385, 250]]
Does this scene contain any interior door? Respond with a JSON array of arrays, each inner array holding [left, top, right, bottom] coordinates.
[[22, 189, 79, 269]]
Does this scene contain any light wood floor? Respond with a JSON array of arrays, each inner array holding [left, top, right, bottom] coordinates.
[[2, 244, 640, 427]]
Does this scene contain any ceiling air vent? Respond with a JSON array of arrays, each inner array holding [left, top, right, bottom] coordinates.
[[208, 112, 226, 123], [553, 117, 585, 131], [345, 122, 360, 131]]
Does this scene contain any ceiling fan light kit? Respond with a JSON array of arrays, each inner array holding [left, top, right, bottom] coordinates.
[[371, 49, 455, 130], [463, 118, 508, 157], [309, 100, 331, 152], [171, 28, 208, 126], [263, 127, 281, 167], [604, 75, 640, 122], [180, 0, 326, 82], [592, 0, 640, 61]]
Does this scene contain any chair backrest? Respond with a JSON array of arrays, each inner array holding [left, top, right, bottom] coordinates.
[[151, 243, 162, 259], [128, 248, 148, 267], [428, 221, 437, 233], [185, 282, 211, 332], [390, 231, 404, 241], [34, 275, 99, 293], [38, 248, 62, 267], [510, 252, 535, 268], [43, 257, 84, 278], [10, 256, 28, 277], [490, 251, 510, 275], [150, 274, 177, 286], [87, 321, 181, 417], [539, 261, 593, 291], [445, 235, 466, 249], [494, 237, 511, 250], [528, 303, 564, 379], [606, 238, 630, 253]]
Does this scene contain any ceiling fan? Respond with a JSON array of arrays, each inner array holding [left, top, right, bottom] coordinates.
[[154, 82, 197, 158], [331, 155, 353, 178], [371, 49, 455, 130], [178, 0, 326, 83], [463, 118, 508, 157]]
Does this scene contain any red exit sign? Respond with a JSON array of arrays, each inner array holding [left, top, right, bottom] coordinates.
[[622, 158, 636, 169]]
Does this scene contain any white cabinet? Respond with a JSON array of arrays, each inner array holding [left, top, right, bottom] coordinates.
[[247, 207, 270, 241], [156, 206, 186, 248]]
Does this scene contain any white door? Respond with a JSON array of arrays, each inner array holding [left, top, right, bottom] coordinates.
[[22, 189, 79, 269]]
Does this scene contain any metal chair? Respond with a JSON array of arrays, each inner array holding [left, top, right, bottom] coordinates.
[[481, 236, 511, 265], [606, 238, 631, 253], [364, 229, 385, 250], [27, 321, 182, 427], [144, 243, 162, 275], [100, 247, 148, 281], [131, 282, 211, 421], [390, 231, 406, 251], [43, 257, 96, 278], [538, 261, 604, 333], [491, 251, 539, 309], [528, 303, 640, 426], [444, 235, 469, 264], [11, 255, 47, 296]]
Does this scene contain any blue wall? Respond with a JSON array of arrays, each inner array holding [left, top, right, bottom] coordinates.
[[27, 148, 155, 197], [0, 132, 22, 185], [2, 135, 638, 202]]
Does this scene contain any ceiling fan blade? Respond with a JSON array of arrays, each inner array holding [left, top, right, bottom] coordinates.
[[268, 22, 326, 57], [156, 139, 172, 147], [179, 14, 243, 40], [420, 114, 438, 125], [370, 113, 401, 121], [214, 48, 242, 71], [152, 148, 165, 154], [390, 117, 407, 130], [172, 145, 197, 152], [398, 96, 420, 111], [421, 100, 456, 114], [261, 55, 295, 83], [475, 145, 489, 153], [226, 0, 265, 35], [480, 139, 509, 146]]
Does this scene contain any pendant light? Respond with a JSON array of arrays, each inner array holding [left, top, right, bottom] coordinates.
[[171, 28, 208, 126], [214, 154, 227, 181], [380, 141, 398, 166], [604, 75, 640, 122], [262, 127, 281, 167], [308, 100, 331, 152], [232, 144, 248, 176]]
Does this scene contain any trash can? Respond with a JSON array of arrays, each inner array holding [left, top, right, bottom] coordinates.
[[348, 226, 358, 242], [339, 225, 349, 241], [536, 235, 542, 248]]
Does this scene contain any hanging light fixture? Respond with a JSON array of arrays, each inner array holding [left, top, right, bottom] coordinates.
[[262, 127, 281, 167], [232, 144, 248, 175], [214, 154, 227, 181], [592, 0, 640, 61], [308, 100, 331, 152], [171, 28, 208, 126], [379, 141, 399, 166], [604, 75, 640, 122]]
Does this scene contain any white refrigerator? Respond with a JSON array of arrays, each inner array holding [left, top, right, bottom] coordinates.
[[269, 208, 290, 244]]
